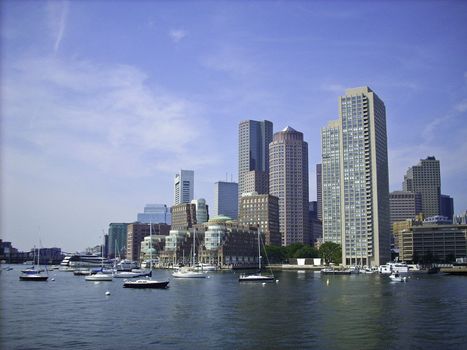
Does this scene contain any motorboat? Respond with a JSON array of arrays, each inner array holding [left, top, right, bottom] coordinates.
[[379, 262, 409, 274], [389, 272, 407, 282], [123, 278, 169, 289], [85, 272, 113, 281], [172, 266, 207, 278]]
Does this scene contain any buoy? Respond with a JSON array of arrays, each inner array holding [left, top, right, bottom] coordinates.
[[51, 278, 55, 281], [105, 291, 111, 296], [326, 279, 330, 285], [262, 282, 266, 286], [275, 279, 279, 283]]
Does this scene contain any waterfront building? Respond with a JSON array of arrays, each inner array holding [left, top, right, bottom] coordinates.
[[397, 223, 467, 263], [126, 223, 170, 262], [200, 216, 261, 268], [108, 223, 129, 259], [403, 156, 441, 218], [137, 204, 171, 224], [316, 164, 323, 221], [139, 235, 166, 262], [440, 194, 454, 223], [191, 198, 209, 224], [239, 192, 281, 246], [238, 120, 273, 203], [159, 229, 199, 267], [389, 191, 422, 225], [174, 170, 194, 205], [322, 87, 391, 266], [269, 126, 310, 246], [321, 120, 341, 245], [171, 203, 197, 230], [213, 181, 238, 219]]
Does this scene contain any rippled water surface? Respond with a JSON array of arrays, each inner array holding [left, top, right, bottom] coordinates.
[[1, 266, 466, 349]]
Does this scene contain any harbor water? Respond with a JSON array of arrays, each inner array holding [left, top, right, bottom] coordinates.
[[1, 266, 466, 349]]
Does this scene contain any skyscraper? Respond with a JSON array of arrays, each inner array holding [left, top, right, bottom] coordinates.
[[213, 181, 238, 219], [316, 164, 323, 221], [174, 170, 194, 205], [269, 126, 309, 246], [321, 120, 341, 244], [321, 87, 391, 266], [403, 156, 441, 218], [238, 120, 273, 203]]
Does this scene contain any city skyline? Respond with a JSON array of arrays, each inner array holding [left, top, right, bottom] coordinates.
[[2, 1, 467, 251]]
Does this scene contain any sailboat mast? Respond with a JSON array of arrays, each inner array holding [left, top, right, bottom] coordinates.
[[192, 229, 196, 266], [258, 228, 261, 271], [149, 222, 152, 270]]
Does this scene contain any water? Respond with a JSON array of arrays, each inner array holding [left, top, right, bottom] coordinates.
[[1, 266, 466, 349]]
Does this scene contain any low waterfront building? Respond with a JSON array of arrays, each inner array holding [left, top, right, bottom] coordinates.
[[139, 235, 166, 263], [159, 229, 199, 267], [396, 223, 467, 263], [126, 223, 170, 262]]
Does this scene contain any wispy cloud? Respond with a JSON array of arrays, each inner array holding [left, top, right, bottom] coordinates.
[[169, 29, 187, 43], [2, 56, 217, 178], [47, 0, 69, 53]]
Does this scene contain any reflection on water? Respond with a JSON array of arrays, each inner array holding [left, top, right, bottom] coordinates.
[[1, 266, 466, 349]]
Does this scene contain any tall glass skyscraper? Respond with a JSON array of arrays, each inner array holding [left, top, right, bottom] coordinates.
[[321, 87, 390, 266], [213, 181, 238, 219], [174, 170, 194, 205], [321, 120, 341, 244], [137, 204, 171, 224], [238, 120, 273, 203], [269, 126, 309, 246]]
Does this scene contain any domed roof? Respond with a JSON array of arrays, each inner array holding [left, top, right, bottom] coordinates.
[[208, 215, 232, 224]]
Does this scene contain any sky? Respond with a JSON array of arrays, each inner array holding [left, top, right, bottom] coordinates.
[[1, 0, 467, 252]]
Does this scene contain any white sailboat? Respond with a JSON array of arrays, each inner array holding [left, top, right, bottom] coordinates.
[[85, 237, 113, 282], [239, 228, 275, 282], [124, 223, 170, 289], [172, 229, 207, 279]]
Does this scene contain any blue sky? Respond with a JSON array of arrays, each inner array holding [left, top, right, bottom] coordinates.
[[2, 0, 467, 252]]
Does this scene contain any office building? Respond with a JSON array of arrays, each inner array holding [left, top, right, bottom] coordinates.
[[213, 181, 238, 219], [126, 223, 170, 262], [269, 126, 309, 246], [238, 120, 273, 202], [108, 223, 129, 259], [403, 156, 441, 218], [389, 191, 422, 225], [239, 192, 281, 246], [171, 203, 197, 230], [440, 194, 454, 222], [174, 170, 194, 205], [191, 198, 209, 224], [309, 201, 323, 244], [316, 164, 323, 221], [137, 204, 171, 224], [321, 120, 341, 245], [322, 87, 391, 266]]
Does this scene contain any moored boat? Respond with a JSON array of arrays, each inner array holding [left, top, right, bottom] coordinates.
[[123, 279, 169, 289], [389, 272, 407, 282]]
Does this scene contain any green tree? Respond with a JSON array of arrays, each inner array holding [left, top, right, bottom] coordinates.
[[284, 243, 306, 259], [264, 245, 286, 263], [292, 245, 319, 259], [319, 242, 342, 264]]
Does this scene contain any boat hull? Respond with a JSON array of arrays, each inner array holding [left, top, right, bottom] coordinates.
[[85, 274, 113, 281], [123, 280, 169, 289], [19, 275, 48, 281], [238, 274, 275, 282]]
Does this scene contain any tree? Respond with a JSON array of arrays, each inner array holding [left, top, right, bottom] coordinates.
[[264, 245, 286, 263], [319, 242, 342, 264], [293, 245, 319, 258]]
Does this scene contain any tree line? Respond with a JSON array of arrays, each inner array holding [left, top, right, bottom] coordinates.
[[264, 242, 342, 265]]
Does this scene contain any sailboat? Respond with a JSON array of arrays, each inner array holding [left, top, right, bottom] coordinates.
[[85, 237, 113, 282], [172, 229, 207, 279], [238, 228, 275, 282], [123, 223, 169, 289], [19, 247, 48, 281]]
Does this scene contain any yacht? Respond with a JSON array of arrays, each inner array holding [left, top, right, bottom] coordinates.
[[60, 254, 112, 269], [379, 262, 409, 274]]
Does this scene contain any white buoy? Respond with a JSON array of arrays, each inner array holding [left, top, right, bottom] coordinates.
[[105, 291, 111, 296], [262, 282, 266, 286], [326, 279, 330, 285], [275, 279, 279, 283], [51, 278, 55, 281]]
